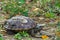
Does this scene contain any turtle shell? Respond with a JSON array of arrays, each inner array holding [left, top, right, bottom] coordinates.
[[4, 16, 36, 30]]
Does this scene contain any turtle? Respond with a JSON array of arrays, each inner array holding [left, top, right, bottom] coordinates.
[[4, 16, 45, 37]]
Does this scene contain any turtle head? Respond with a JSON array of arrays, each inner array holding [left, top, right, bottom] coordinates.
[[35, 24, 46, 30]]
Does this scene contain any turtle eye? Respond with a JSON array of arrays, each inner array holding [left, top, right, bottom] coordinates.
[[11, 24, 16, 26], [4, 21, 9, 25]]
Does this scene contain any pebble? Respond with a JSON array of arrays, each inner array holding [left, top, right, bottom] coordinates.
[[39, 17, 45, 20], [37, 24, 46, 27]]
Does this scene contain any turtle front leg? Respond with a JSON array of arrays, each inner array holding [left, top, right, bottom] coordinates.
[[6, 29, 17, 35], [28, 29, 42, 38]]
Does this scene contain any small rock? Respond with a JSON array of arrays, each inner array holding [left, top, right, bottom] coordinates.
[[37, 24, 46, 27], [39, 17, 45, 20]]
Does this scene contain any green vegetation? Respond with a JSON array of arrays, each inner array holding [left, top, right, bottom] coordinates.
[[0, 34, 4, 40], [57, 22, 60, 32], [45, 12, 56, 18], [1, 0, 60, 18], [56, 37, 60, 40], [14, 31, 29, 40], [14, 33, 22, 40], [2, 0, 28, 18]]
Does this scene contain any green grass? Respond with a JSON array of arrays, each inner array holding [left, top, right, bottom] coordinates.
[[14, 31, 29, 40]]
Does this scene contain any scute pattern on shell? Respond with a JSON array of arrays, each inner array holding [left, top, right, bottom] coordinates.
[[4, 16, 36, 30]]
